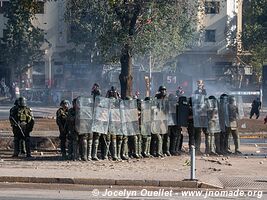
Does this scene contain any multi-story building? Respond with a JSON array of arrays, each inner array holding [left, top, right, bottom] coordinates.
[[176, 0, 246, 93], [1, 0, 246, 93]]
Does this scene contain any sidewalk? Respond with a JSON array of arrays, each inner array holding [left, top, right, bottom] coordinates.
[[0, 144, 266, 190]]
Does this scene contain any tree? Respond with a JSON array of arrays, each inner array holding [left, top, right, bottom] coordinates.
[[65, 0, 198, 98], [0, 0, 44, 85], [242, 0, 267, 78]]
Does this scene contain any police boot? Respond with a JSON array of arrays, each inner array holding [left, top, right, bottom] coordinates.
[[12, 137, 20, 157], [92, 138, 99, 161], [204, 133, 211, 154], [137, 135, 143, 158], [214, 133, 222, 154], [156, 134, 163, 157], [133, 135, 140, 158], [102, 141, 110, 160], [80, 137, 88, 161], [232, 130, 242, 155], [72, 140, 79, 161], [170, 135, 177, 155], [209, 133, 217, 155], [87, 139, 93, 161], [25, 137, 31, 158], [121, 136, 129, 160], [111, 138, 118, 161], [146, 136, 152, 157], [163, 134, 171, 156], [60, 139, 67, 159], [117, 136, 122, 160], [20, 139, 26, 155]]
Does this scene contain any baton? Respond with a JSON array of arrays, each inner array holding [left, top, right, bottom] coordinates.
[[10, 116, 25, 138]]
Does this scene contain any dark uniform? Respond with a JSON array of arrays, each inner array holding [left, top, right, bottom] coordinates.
[[56, 100, 69, 158], [67, 98, 79, 160], [250, 98, 261, 119], [187, 97, 195, 150], [9, 97, 34, 158]]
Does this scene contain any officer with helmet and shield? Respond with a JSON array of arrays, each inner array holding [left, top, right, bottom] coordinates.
[[9, 97, 34, 158]]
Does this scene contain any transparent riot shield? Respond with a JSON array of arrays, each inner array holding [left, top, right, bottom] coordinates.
[[120, 99, 139, 136], [140, 100, 151, 136], [151, 99, 168, 134], [91, 96, 110, 134], [192, 94, 208, 128], [219, 95, 230, 131], [109, 98, 123, 135], [206, 98, 221, 134], [167, 100, 178, 126], [75, 96, 94, 134], [236, 95, 244, 119], [177, 96, 189, 127], [227, 96, 239, 129]]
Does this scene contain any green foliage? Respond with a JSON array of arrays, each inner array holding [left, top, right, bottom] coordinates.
[[65, 0, 198, 68], [242, 0, 267, 73], [0, 0, 44, 76]]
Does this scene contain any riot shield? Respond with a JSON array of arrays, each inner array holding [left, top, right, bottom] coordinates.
[[227, 96, 239, 129], [219, 95, 230, 131], [120, 99, 140, 136], [206, 98, 221, 133], [91, 96, 110, 134], [75, 96, 94, 134], [109, 98, 123, 135], [140, 100, 152, 136], [151, 99, 168, 134], [236, 95, 244, 119], [177, 96, 189, 127], [167, 99, 178, 126], [192, 94, 208, 128]]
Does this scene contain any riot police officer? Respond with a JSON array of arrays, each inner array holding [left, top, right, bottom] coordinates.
[[152, 85, 168, 157], [67, 98, 79, 160], [56, 100, 69, 159], [106, 86, 121, 99], [9, 99, 25, 156], [227, 95, 242, 155], [91, 83, 101, 161], [9, 97, 34, 158], [194, 80, 207, 95]]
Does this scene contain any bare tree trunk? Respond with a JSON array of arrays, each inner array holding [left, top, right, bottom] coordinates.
[[119, 44, 133, 99]]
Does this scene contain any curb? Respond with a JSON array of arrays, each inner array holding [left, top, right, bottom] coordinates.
[[0, 176, 223, 189]]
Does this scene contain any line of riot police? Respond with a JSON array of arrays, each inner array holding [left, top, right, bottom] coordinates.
[[55, 84, 242, 161]]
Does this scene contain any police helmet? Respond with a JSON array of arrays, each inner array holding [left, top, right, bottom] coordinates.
[[60, 99, 70, 107], [158, 86, 166, 91], [18, 97, 27, 107], [111, 86, 116, 91]]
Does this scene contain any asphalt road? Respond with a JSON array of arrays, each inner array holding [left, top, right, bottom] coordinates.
[[0, 183, 266, 200]]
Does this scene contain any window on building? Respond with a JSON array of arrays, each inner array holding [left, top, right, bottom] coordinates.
[[205, 1, 220, 14], [0, 1, 10, 14], [36, 1, 44, 14], [205, 30, 216, 42]]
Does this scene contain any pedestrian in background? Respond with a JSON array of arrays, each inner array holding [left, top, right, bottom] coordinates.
[[250, 97, 261, 119]]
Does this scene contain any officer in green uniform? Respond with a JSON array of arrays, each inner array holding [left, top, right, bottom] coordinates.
[[9, 99, 25, 157], [9, 97, 34, 158], [227, 96, 242, 155], [91, 83, 101, 161], [56, 100, 69, 159]]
